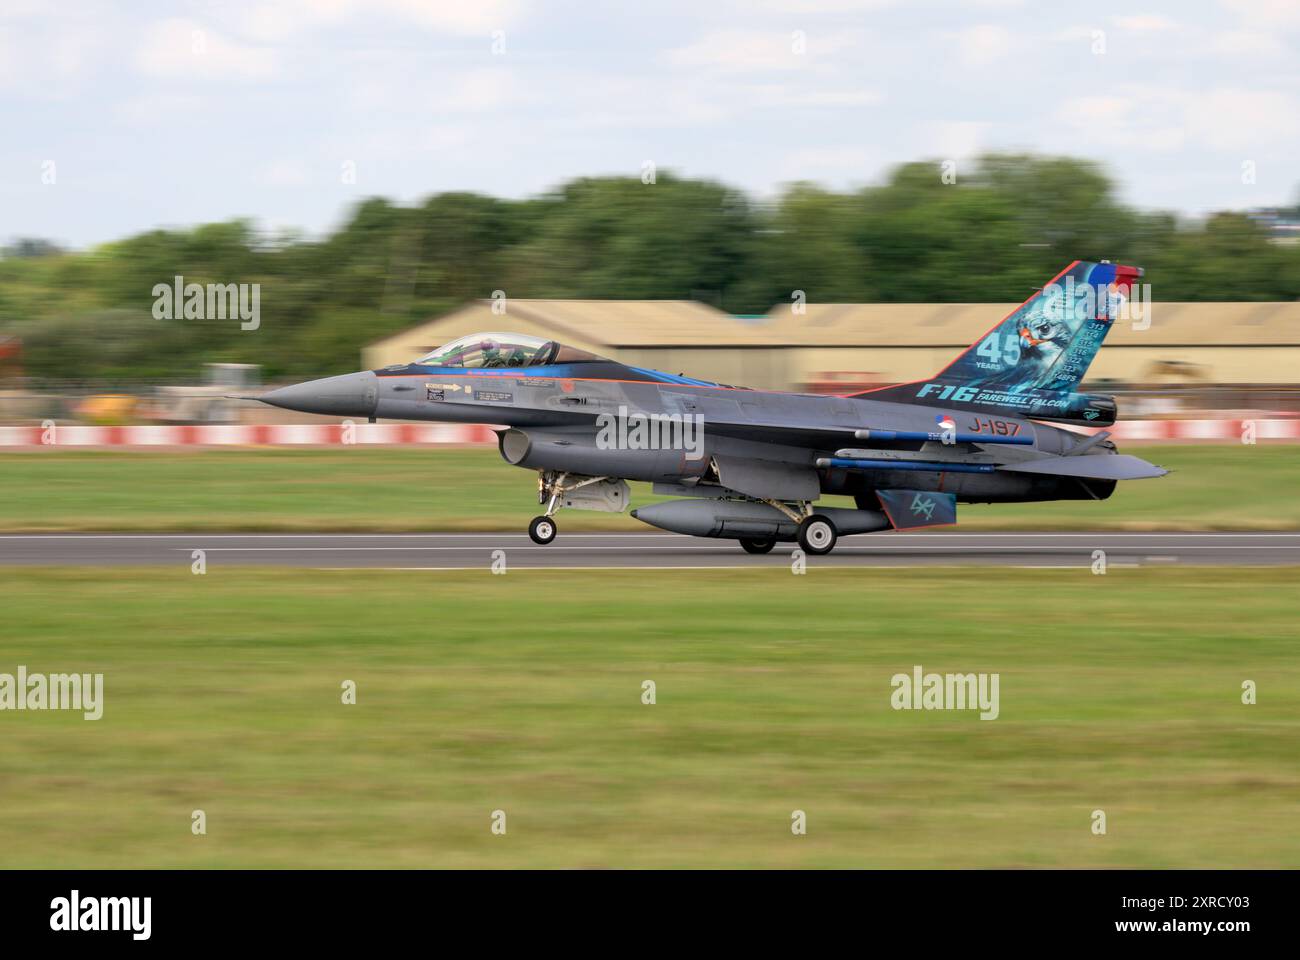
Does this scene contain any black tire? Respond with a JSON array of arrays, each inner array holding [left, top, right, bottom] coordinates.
[[797, 514, 837, 555], [739, 538, 776, 555], [528, 515, 558, 545]]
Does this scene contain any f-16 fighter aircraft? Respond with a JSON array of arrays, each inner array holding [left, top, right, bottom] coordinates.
[[252, 260, 1166, 555]]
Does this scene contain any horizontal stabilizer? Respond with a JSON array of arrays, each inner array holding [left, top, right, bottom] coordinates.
[[999, 454, 1167, 481], [818, 457, 995, 474]]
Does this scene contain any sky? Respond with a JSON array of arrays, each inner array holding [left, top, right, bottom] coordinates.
[[2, 0, 1298, 248]]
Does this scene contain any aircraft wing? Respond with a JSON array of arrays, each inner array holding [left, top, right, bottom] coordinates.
[[700, 416, 1030, 451], [665, 394, 1166, 480], [702, 419, 862, 448]]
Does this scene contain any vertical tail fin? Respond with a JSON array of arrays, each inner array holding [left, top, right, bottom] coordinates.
[[860, 260, 1141, 425], [935, 260, 1141, 394]]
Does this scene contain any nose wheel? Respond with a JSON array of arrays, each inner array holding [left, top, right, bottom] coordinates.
[[528, 515, 558, 545]]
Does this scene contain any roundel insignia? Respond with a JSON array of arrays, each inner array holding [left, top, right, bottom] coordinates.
[[560, 379, 575, 393]]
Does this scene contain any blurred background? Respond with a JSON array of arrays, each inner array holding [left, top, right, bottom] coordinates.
[[3, 159, 1298, 429], [2, 1, 1298, 434]]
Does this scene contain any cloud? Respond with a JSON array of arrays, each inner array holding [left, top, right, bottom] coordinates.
[[551, 72, 731, 128], [1185, 88, 1299, 151], [0, 29, 17, 90], [372, 0, 526, 34], [418, 126, 472, 152], [1060, 93, 1185, 152], [667, 28, 862, 72], [745, 84, 884, 108], [1067, 96, 1133, 124], [0, 13, 106, 95], [1218, 0, 1300, 29], [753, 0, 896, 11], [113, 93, 204, 127], [339, 60, 530, 120], [1113, 14, 1177, 32], [953, 24, 1014, 66], [237, 0, 527, 38], [135, 19, 277, 80], [434, 67, 525, 113], [258, 158, 313, 187], [779, 145, 883, 181], [6, 0, 1300, 248], [241, 5, 304, 43], [1060, 86, 1298, 154], [1210, 29, 1287, 59], [930, 121, 990, 160]]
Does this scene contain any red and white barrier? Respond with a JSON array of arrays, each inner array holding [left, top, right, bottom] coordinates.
[[0, 419, 1296, 448], [1077, 419, 1300, 441], [0, 422, 497, 447]]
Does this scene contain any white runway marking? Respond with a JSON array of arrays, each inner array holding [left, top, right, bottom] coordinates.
[[4, 532, 1300, 540], [176, 544, 1300, 552], [4, 532, 1299, 569]]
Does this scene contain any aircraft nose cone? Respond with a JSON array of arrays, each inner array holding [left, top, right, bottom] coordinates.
[[257, 371, 378, 417]]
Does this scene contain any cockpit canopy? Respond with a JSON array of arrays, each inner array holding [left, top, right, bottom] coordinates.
[[416, 332, 605, 368]]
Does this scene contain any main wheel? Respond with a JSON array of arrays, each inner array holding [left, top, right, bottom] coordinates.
[[528, 515, 558, 545], [739, 538, 775, 555], [797, 514, 837, 555]]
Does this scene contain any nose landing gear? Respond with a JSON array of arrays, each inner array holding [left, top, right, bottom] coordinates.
[[528, 470, 565, 545], [527, 470, 624, 545]]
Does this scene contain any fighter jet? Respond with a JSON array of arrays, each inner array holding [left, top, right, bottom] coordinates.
[[253, 261, 1165, 555]]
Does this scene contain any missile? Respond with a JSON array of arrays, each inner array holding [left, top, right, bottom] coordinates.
[[817, 457, 997, 473], [630, 498, 890, 539], [834, 447, 993, 460], [854, 428, 1033, 445]]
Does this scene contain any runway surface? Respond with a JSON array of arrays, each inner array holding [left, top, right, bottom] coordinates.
[[2, 532, 1299, 569]]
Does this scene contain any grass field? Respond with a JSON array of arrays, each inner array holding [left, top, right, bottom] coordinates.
[[1, 565, 1297, 868], [0, 443, 1295, 532]]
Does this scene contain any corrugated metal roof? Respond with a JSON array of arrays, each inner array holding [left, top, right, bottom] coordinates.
[[368, 299, 782, 349], [370, 299, 1300, 350], [761, 301, 1300, 346]]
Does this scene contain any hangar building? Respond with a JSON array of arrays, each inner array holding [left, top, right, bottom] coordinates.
[[364, 299, 786, 389], [365, 299, 1300, 398], [760, 301, 1300, 394]]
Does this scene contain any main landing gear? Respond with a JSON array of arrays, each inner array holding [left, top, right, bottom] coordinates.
[[736, 500, 839, 556]]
